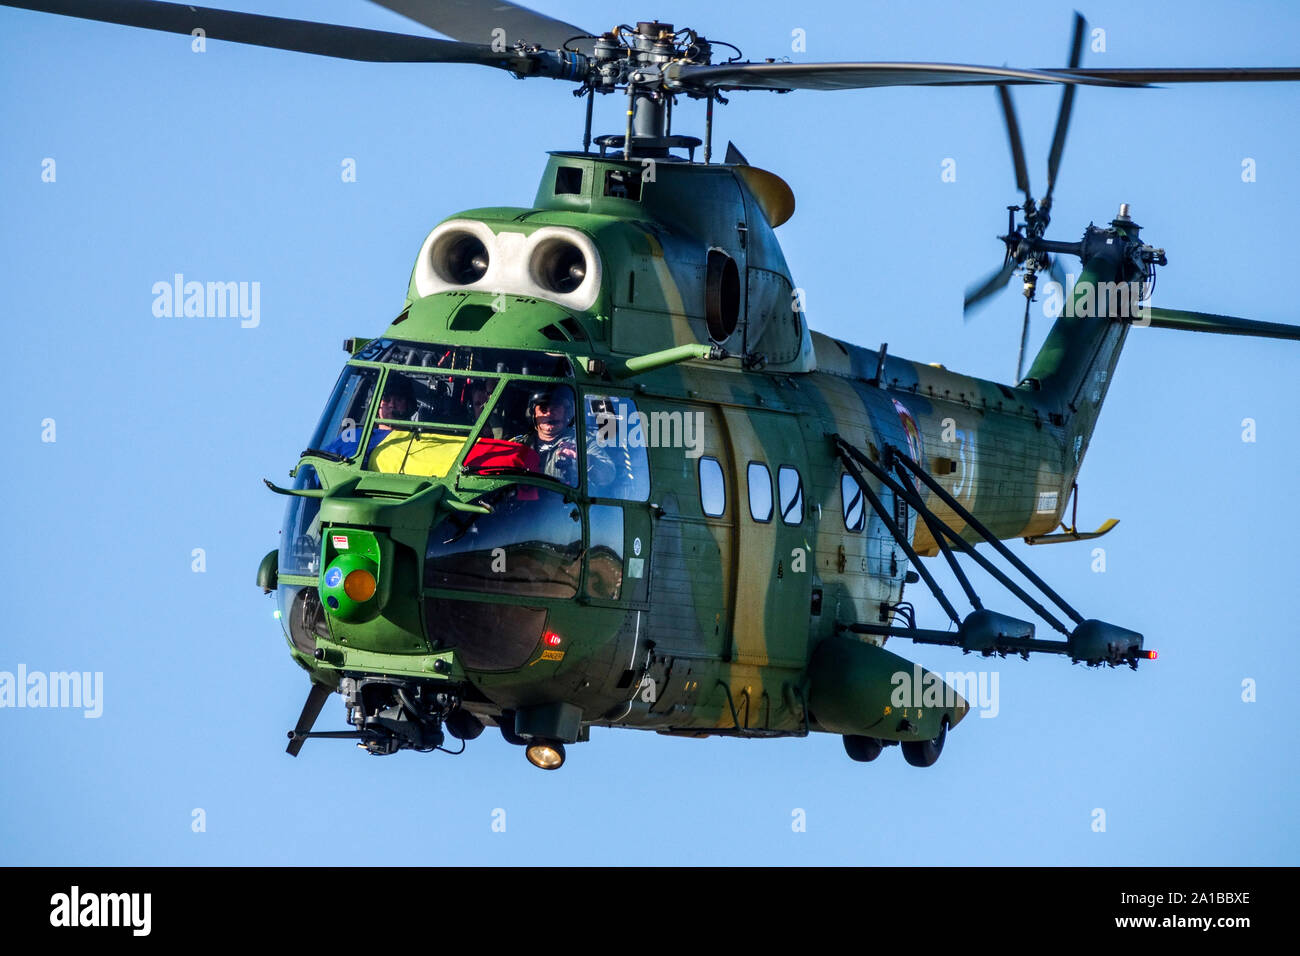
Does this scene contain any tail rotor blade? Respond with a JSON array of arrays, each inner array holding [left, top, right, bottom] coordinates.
[[1045, 12, 1087, 205], [1016, 295, 1032, 382], [964, 258, 1018, 318], [997, 84, 1032, 203], [1047, 254, 1068, 292]]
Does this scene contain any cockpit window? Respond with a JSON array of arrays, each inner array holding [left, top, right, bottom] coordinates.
[[363, 371, 498, 476], [461, 382, 581, 487], [585, 394, 650, 500], [280, 464, 323, 576], [352, 339, 573, 378], [425, 486, 582, 598], [305, 366, 379, 458], [374, 371, 489, 428], [305, 357, 601, 487]]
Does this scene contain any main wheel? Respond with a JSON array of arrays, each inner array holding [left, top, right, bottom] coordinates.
[[901, 719, 947, 767], [842, 735, 883, 762], [498, 710, 528, 747]]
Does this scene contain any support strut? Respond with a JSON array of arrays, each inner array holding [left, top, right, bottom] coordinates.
[[889, 446, 1086, 627], [837, 443, 961, 627], [835, 436, 1072, 638], [830, 435, 1148, 668]]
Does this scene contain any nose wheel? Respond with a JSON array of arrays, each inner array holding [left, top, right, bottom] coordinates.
[[901, 720, 947, 767]]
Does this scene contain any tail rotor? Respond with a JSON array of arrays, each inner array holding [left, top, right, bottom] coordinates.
[[964, 13, 1088, 382]]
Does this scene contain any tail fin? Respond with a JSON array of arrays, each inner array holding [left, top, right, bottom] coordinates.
[[1025, 237, 1138, 484], [1026, 220, 1300, 485]]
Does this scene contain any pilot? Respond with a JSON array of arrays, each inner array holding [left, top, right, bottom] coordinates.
[[512, 386, 613, 489], [325, 375, 415, 463], [469, 381, 502, 438]]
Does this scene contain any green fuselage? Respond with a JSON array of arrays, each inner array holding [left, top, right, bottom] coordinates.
[[269, 151, 1132, 750]]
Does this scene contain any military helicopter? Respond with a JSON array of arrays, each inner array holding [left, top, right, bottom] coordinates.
[[12, 0, 1300, 771]]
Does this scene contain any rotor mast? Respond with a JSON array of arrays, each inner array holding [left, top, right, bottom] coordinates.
[[630, 22, 672, 142], [587, 21, 709, 161]]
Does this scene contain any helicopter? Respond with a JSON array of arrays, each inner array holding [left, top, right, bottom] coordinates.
[[10, 0, 1300, 772]]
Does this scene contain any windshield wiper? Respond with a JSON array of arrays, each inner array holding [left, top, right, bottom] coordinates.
[[440, 513, 480, 547], [300, 447, 346, 462], [376, 419, 473, 432]]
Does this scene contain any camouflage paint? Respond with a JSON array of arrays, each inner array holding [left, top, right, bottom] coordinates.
[[269, 154, 1137, 748]]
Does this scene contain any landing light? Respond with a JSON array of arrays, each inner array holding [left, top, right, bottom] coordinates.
[[525, 741, 565, 770]]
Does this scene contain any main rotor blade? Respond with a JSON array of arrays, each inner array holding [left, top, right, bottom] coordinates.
[[667, 61, 1145, 93], [996, 85, 1032, 203], [2, 0, 524, 67], [1144, 307, 1300, 340], [368, 0, 595, 55], [964, 258, 1018, 318], [1054, 66, 1300, 84], [1044, 12, 1086, 206]]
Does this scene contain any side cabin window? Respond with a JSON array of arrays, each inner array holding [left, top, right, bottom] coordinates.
[[586, 504, 624, 601], [841, 472, 865, 532], [584, 394, 650, 500], [699, 456, 726, 517], [747, 462, 773, 523], [778, 466, 804, 526]]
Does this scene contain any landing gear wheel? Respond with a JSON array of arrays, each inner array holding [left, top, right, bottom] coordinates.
[[498, 711, 528, 747], [901, 720, 947, 767], [445, 708, 484, 741], [843, 735, 883, 762]]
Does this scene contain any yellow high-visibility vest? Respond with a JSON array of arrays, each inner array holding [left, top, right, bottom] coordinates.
[[367, 429, 465, 477]]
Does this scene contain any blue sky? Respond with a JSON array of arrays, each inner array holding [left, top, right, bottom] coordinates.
[[1, 0, 1298, 865]]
